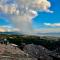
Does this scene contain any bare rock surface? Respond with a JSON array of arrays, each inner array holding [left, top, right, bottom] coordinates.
[[0, 43, 34, 60]]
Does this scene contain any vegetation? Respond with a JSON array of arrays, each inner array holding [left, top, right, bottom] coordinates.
[[0, 34, 60, 50]]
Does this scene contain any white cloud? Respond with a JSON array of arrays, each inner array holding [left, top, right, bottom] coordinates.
[[1, 25, 13, 28], [0, 25, 20, 32], [0, 0, 53, 34], [44, 23, 60, 27]]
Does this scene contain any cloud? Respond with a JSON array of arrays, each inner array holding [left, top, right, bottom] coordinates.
[[17, 0, 53, 13], [0, 0, 53, 34], [1, 25, 13, 28], [44, 23, 60, 27], [0, 25, 20, 32], [0, 0, 53, 14]]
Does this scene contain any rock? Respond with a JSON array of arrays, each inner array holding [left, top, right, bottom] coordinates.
[[23, 44, 53, 60]]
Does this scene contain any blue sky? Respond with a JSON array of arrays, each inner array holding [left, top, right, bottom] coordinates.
[[33, 0, 60, 29], [0, 0, 60, 33]]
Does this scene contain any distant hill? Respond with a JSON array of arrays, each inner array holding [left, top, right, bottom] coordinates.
[[0, 32, 22, 35], [0, 32, 60, 37], [36, 32, 60, 37]]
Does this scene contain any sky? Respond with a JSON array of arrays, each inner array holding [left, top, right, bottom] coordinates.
[[33, 0, 60, 33], [33, 0, 59, 28], [0, 0, 60, 33]]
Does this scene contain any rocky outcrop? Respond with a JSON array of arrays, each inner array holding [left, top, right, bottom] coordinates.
[[23, 44, 53, 60]]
